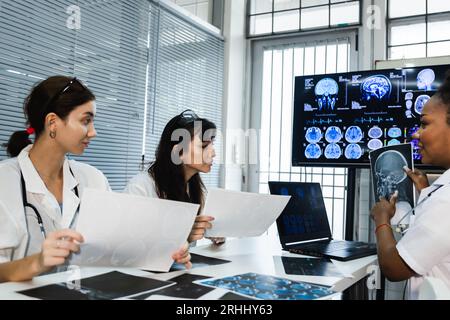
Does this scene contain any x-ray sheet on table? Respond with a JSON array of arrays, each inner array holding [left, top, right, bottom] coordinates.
[[18, 271, 175, 300], [196, 273, 337, 300], [203, 188, 290, 237], [369, 143, 415, 222], [70, 189, 199, 272]]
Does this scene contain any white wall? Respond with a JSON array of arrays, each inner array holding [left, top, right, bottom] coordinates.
[[221, 0, 248, 191]]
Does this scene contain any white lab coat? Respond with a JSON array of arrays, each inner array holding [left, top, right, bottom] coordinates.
[[397, 169, 450, 299], [0, 145, 110, 263], [123, 171, 159, 198]]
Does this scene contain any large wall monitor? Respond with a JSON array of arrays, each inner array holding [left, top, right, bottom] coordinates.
[[292, 64, 450, 167]]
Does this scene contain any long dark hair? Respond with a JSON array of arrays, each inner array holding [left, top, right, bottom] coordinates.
[[5, 76, 95, 157], [149, 111, 216, 209], [436, 70, 450, 125]]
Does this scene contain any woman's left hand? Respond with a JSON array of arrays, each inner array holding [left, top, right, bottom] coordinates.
[[207, 237, 226, 246], [370, 191, 398, 224], [172, 242, 192, 270]]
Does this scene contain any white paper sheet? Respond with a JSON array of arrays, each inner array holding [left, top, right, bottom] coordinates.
[[203, 188, 290, 238], [70, 189, 199, 272]]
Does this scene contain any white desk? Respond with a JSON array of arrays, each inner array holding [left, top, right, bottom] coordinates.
[[0, 235, 378, 300]]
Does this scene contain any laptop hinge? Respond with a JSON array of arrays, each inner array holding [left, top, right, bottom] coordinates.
[[285, 237, 330, 247]]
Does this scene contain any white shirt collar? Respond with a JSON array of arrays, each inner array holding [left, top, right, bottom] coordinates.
[[431, 168, 450, 186], [17, 145, 79, 195]]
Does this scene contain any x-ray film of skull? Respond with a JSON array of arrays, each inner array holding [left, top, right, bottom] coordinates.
[[369, 143, 415, 208]]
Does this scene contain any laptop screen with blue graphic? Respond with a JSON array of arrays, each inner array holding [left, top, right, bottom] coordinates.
[[269, 182, 333, 245]]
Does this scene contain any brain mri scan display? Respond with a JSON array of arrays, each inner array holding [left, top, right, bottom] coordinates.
[[388, 127, 402, 139], [415, 95, 430, 114], [368, 126, 383, 139], [408, 126, 421, 160], [293, 64, 450, 167], [305, 144, 322, 159], [374, 150, 408, 199], [325, 144, 342, 159], [417, 69, 435, 90], [325, 126, 343, 143], [345, 144, 362, 159], [368, 139, 383, 150], [305, 127, 323, 144], [361, 75, 392, 102], [315, 78, 339, 112], [388, 139, 401, 146], [345, 126, 363, 143]]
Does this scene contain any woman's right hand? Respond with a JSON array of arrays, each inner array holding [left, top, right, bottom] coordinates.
[[403, 166, 429, 193], [188, 215, 214, 243], [38, 229, 84, 270]]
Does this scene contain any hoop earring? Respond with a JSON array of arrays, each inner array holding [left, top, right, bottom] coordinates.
[[49, 131, 56, 139]]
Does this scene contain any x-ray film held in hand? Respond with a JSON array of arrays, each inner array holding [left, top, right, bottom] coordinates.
[[369, 143, 415, 217]]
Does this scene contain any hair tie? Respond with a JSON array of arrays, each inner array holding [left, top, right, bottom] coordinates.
[[26, 127, 35, 135]]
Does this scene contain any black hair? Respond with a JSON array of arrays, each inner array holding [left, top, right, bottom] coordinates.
[[149, 112, 216, 209], [435, 70, 450, 125], [5, 76, 95, 157]]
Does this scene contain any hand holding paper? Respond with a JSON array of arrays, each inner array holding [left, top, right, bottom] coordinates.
[[70, 189, 199, 272], [202, 189, 290, 238]]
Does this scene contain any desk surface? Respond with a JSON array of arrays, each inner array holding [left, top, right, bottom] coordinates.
[[0, 235, 377, 300]]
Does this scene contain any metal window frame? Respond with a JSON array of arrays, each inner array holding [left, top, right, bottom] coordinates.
[[386, 0, 450, 59], [246, 0, 362, 39]]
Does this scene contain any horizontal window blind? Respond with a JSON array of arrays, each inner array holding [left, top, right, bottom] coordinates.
[[0, 0, 224, 190], [145, 1, 224, 188]]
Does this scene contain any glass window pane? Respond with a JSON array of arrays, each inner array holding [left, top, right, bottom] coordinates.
[[389, 44, 427, 59], [301, 6, 329, 29], [428, 41, 450, 57], [330, 2, 360, 26], [337, 43, 348, 72], [274, 0, 299, 11], [315, 45, 326, 75], [326, 43, 337, 73], [274, 10, 300, 33], [250, 0, 273, 14], [390, 22, 426, 46], [304, 46, 315, 75], [428, 19, 450, 42], [302, 0, 328, 8], [269, 50, 283, 173], [428, 0, 450, 14], [389, 0, 426, 18], [249, 14, 272, 35]]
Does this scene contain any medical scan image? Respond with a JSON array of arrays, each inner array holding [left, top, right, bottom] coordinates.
[[315, 78, 339, 112], [368, 139, 383, 150], [388, 139, 401, 146], [305, 127, 323, 144], [368, 126, 383, 139], [305, 144, 322, 159], [325, 126, 343, 143], [361, 75, 392, 102], [408, 126, 421, 160], [415, 95, 430, 114], [417, 69, 435, 90], [345, 144, 362, 160], [374, 150, 408, 200], [345, 126, 363, 143], [405, 92, 414, 100], [325, 144, 342, 159], [388, 127, 402, 139]]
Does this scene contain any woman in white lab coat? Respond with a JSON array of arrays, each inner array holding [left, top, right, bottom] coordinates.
[[124, 110, 224, 245], [0, 76, 191, 283], [371, 72, 450, 299]]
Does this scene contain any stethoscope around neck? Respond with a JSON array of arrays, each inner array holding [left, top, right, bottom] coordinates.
[[394, 184, 446, 235], [20, 167, 79, 240]]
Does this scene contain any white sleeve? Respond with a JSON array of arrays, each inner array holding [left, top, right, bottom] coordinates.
[[123, 173, 158, 198], [0, 201, 21, 263], [397, 197, 450, 275]]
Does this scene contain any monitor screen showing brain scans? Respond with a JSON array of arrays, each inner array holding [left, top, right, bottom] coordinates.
[[292, 64, 450, 167]]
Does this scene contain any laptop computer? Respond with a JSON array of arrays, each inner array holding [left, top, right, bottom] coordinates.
[[269, 181, 377, 261]]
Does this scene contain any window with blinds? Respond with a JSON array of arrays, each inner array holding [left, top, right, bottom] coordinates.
[[145, 2, 224, 188], [0, 0, 224, 190]]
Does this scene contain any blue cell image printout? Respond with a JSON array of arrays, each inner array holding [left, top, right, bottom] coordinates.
[[196, 273, 336, 300], [369, 143, 415, 209]]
